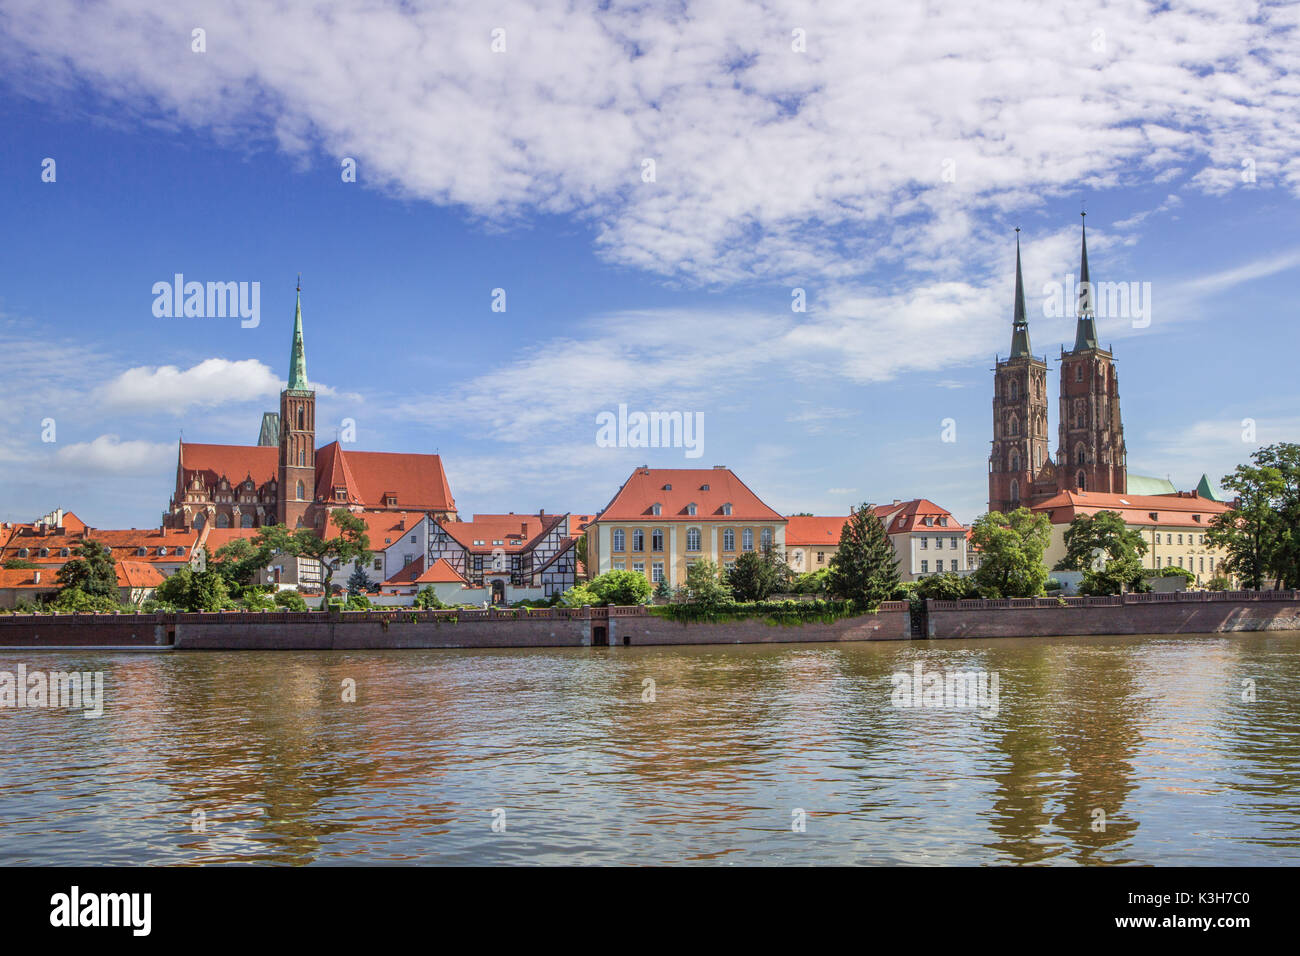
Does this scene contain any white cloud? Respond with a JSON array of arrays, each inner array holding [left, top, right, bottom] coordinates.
[[1, 0, 1297, 284], [96, 358, 283, 413], [53, 435, 175, 474]]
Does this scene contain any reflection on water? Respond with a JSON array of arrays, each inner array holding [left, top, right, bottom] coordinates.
[[2, 633, 1298, 865]]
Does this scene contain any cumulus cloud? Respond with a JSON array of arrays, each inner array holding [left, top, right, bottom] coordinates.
[[1, 0, 1296, 284], [96, 358, 284, 413], [53, 435, 175, 474]]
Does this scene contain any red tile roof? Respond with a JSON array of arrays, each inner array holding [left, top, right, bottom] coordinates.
[[383, 556, 467, 587], [181, 442, 278, 486], [1, 528, 199, 566], [442, 513, 567, 553], [873, 499, 966, 534], [1030, 490, 1232, 528], [784, 516, 849, 546], [315, 443, 455, 513], [0, 569, 58, 589], [597, 468, 783, 522], [115, 560, 165, 588], [324, 510, 428, 546]]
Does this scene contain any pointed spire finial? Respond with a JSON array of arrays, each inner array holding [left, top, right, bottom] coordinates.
[[1073, 211, 1099, 351], [287, 276, 309, 391], [1009, 227, 1031, 358]]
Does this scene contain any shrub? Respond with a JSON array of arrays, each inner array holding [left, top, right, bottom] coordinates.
[[273, 589, 309, 611]]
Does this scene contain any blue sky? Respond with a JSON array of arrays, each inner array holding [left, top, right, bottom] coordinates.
[[1, 1, 1297, 529]]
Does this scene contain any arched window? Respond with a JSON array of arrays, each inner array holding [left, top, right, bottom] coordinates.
[[721, 503, 732, 516], [296, 480, 305, 500], [686, 503, 697, 516], [193, 514, 204, 529], [760, 528, 773, 550], [1009, 479, 1020, 503], [1077, 471, 1087, 491], [1076, 446, 1086, 466], [613, 529, 625, 552], [632, 529, 644, 551], [686, 528, 701, 552], [742, 528, 754, 551], [1009, 380, 1019, 400], [217, 513, 230, 528], [1011, 453, 1020, 473], [723, 529, 735, 551], [298, 448, 306, 467], [652, 529, 664, 551], [298, 408, 305, 430], [240, 514, 253, 528], [1008, 414, 1019, 436], [651, 503, 662, 516]]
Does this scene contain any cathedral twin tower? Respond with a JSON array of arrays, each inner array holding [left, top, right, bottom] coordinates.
[[988, 214, 1127, 515]]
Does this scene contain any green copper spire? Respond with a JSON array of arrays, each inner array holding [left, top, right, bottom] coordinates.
[[288, 274, 309, 391], [1009, 228, 1032, 358], [1073, 212, 1099, 351]]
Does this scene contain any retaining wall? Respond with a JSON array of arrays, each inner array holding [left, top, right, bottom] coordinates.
[[926, 590, 1300, 639]]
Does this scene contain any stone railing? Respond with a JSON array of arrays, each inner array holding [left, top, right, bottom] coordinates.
[[0, 605, 649, 626]]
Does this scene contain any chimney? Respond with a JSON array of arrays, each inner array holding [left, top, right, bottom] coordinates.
[[892, 499, 901, 506], [398, 518, 405, 531], [521, 522, 528, 536], [33, 571, 41, 585]]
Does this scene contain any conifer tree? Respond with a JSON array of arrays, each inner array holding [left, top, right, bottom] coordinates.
[[826, 504, 900, 608]]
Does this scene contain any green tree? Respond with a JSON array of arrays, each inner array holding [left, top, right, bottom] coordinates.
[[413, 586, 446, 609], [560, 570, 652, 607], [3, 558, 38, 569], [1205, 461, 1282, 590], [347, 565, 374, 595], [154, 566, 233, 611], [1253, 443, 1300, 588], [791, 568, 830, 595], [211, 536, 273, 597], [913, 571, 980, 601], [969, 508, 1052, 598], [683, 559, 733, 608], [258, 509, 372, 607], [273, 589, 309, 611], [47, 586, 124, 613], [727, 548, 783, 601], [826, 504, 900, 609], [55, 540, 118, 600], [1055, 509, 1150, 595]]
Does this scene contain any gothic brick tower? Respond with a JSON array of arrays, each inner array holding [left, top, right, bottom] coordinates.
[[989, 229, 1051, 514], [277, 278, 316, 528], [1056, 214, 1126, 494]]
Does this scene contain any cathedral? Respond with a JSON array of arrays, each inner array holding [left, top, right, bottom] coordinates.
[[988, 215, 1127, 514], [163, 283, 458, 532]]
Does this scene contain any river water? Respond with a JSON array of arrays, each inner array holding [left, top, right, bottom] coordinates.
[[2, 632, 1298, 865]]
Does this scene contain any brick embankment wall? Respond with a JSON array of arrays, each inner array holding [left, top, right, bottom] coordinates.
[[613, 604, 912, 645], [0, 614, 164, 647], [926, 591, 1300, 640]]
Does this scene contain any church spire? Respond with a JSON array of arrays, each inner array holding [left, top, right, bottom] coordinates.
[[1073, 212, 1099, 351], [1009, 227, 1032, 358], [288, 274, 309, 391]]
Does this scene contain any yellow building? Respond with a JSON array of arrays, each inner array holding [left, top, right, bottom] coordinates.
[[1030, 489, 1235, 585], [587, 466, 786, 588]]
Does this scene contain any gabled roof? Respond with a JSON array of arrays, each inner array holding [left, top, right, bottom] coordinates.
[[181, 442, 278, 487], [441, 513, 568, 553], [0, 528, 199, 565], [597, 468, 783, 522], [0, 568, 58, 589], [314, 442, 455, 512], [1030, 489, 1232, 528], [873, 499, 966, 534], [383, 556, 467, 586], [324, 510, 428, 547]]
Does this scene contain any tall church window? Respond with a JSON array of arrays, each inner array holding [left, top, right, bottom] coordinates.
[[217, 513, 230, 528], [1009, 380, 1019, 400], [298, 448, 306, 467], [296, 480, 305, 500], [240, 514, 253, 528], [1077, 471, 1087, 490], [1075, 365, 1083, 382], [1076, 446, 1086, 466], [1011, 453, 1020, 472], [1010, 480, 1020, 503], [298, 408, 305, 430]]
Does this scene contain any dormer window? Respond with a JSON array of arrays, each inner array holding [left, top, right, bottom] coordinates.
[[59, 547, 70, 557], [158, 547, 168, 556], [700, 483, 710, 491], [721, 502, 732, 516], [1193, 514, 1202, 522], [38, 548, 49, 558], [384, 494, 398, 507], [686, 502, 697, 516], [175, 547, 185, 556], [651, 503, 662, 516], [1149, 512, 1159, 521], [662, 483, 672, 491], [938, 517, 948, 527], [17, 548, 28, 558], [136, 547, 147, 556]]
